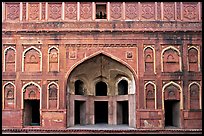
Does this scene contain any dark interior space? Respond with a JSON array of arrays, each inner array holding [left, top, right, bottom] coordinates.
[[24, 100, 40, 126], [95, 101, 108, 124], [165, 100, 180, 127], [95, 81, 107, 96], [96, 4, 107, 19], [75, 100, 86, 125], [75, 80, 85, 95], [117, 101, 129, 124], [118, 80, 128, 95]]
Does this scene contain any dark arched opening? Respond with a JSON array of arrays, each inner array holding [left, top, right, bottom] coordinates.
[[118, 80, 128, 95], [75, 80, 85, 95], [95, 81, 107, 96]]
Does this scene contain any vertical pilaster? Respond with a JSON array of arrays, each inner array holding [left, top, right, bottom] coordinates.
[[62, 2, 65, 20], [77, 2, 80, 21], [39, 2, 42, 20], [122, 2, 125, 20], [92, 2, 95, 21], [107, 2, 110, 21], [45, 2, 48, 20], [20, 2, 22, 21], [161, 2, 163, 20]]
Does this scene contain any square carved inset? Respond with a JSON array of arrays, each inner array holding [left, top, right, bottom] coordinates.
[[126, 51, 133, 59], [69, 51, 77, 59]]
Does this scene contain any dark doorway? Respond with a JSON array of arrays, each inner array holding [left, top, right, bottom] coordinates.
[[95, 81, 107, 96], [118, 80, 128, 95], [24, 100, 40, 126], [75, 80, 85, 95], [117, 101, 129, 124], [75, 100, 86, 125], [95, 101, 108, 124], [165, 100, 180, 127]]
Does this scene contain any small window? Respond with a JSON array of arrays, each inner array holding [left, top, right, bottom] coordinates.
[[96, 3, 107, 19]]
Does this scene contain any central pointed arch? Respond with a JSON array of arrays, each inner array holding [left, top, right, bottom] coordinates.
[[66, 51, 137, 128]]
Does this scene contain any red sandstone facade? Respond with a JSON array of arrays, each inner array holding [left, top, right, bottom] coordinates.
[[2, 2, 202, 132]]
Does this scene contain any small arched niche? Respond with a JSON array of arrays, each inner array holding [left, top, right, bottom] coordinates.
[[95, 81, 107, 96], [75, 80, 85, 95], [118, 80, 128, 95]]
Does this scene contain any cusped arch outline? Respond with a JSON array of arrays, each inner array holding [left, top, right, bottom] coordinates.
[[144, 81, 157, 109], [187, 46, 200, 72], [22, 46, 42, 72], [162, 81, 183, 109], [2, 81, 16, 109], [47, 81, 59, 109], [143, 45, 156, 74], [188, 81, 201, 109], [48, 46, 59, 72], [161, 46, 182, 72], [21, 81, 42, 109], [3, 46, 16, 72]]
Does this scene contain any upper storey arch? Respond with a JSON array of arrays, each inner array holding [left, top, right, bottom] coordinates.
[[187, 46, 200, 72], [22, 46, 42, 72], [3, 46, 16, 72], [161, 46, 182, 72]]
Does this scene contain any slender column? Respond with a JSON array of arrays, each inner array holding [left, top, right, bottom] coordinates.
[[161, 2, 163, 20], [39, 3, 42, 20], [122, 2, 125, 20], [20, 2, 23, 21], [77, 2, 80, 21], [26, 2, 28, 20], [45, 2, 48, 20], [155, 2, 157, 20], [92, 2, 95, 21], [62, 2, 65, 20], [2, 2, 5, 22], [107, 2, 110, 21]]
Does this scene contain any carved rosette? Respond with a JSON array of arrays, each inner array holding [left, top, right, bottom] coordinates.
[[163, 3, 175, 20], [110, 3, 122, 20], [29, 3, 40, 20], [6, 3, 20, 20], [80, 3, 92, 20], [65, 3, 77, 20], [125, 3, 138, 20], [141, 3, 155, 20], [49, 3, 62, 20], [183, 3, 198, 20]]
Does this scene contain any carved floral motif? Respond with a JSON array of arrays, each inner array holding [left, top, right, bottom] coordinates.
[[110, 3, 122, 20], [49, 3, 62, 20], [41, 2, 46, 20], [80, 3, 92, 20], [125, 3, 138, 20], [6, 3, 20, 20], [163, 3, 175, 20], [141, 3, 155, 20], [65, 3, 77, 20], [29, 3, 40, 20], [183, 4, 198, 20]]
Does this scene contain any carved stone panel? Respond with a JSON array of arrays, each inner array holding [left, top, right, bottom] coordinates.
[[141, 3, 155, 20], [163, 3, 175, 20], [110, 2, 122, 20], [48, 3, 62, 20], [65, 2, 77, 20], [80, 3, 92, 20], [125, 3, 138, 20], [28, 3, 40, 20], [183, 2, 199, 21], [6, 3, 20, 21], [22, 3, 26, 21]]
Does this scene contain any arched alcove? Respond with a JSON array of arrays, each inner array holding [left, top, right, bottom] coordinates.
[[66, 53, 136, 127]]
